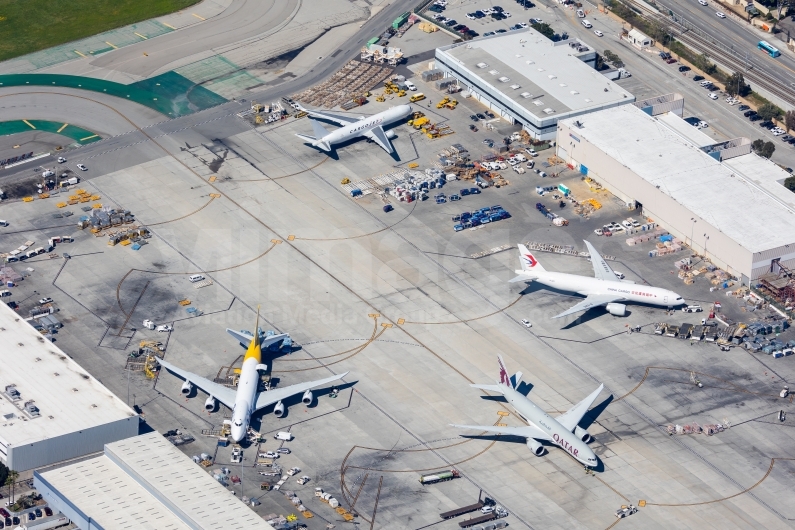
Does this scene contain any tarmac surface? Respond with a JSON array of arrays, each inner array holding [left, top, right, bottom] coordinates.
[[2, 5, 795, 530], [2, 90, 795, 528]]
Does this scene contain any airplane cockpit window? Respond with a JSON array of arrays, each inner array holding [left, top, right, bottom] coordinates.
[[234, 420, 243, 426]]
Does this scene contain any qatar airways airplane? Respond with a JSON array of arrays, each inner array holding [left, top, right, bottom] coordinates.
[[451, 356, 604, 468], [295, 104, 412, 154], [511, 241, 685, 319], [156, 310, 347, 442]]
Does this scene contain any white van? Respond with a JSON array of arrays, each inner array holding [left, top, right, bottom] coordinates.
[[189, 274, 205, 283], [405, 80, 417, 91], [581, 19, 593, 28]]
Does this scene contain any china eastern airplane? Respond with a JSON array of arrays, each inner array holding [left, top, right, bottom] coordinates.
[[156, 310, 347, 442], [295, 104, 413, 154], [510, 241, 685, 318], [451, 356, 604, 468]]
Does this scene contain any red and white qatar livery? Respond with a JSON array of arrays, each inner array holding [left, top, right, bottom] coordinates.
[[512, 242, 685, 319], [451, 356, 603, 467]]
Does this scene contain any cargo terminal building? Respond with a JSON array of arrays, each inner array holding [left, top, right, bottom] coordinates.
[[434, 29, 635, 139], [556, 101, 795, 283], [0, 302, 139, 471], [35, 433, 275, 529]]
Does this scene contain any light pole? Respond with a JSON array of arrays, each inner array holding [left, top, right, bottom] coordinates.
[[690, 218, 696, 249], [704, 234, 710, 258]]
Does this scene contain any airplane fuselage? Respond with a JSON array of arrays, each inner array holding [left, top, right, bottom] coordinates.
[[516, 270, 684, 308], [504, 385, 597, 467], [230, 355, 260, 442], [315, 104, 412, 147]]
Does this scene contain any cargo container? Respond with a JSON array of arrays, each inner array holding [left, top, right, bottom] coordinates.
[[440, 501, 485, 519]]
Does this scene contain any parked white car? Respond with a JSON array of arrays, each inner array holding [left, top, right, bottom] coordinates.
[[156, 324, 173, 333], [708, 93, 718, 100]]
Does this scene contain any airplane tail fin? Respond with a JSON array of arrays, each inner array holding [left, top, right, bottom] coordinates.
[[497, 355, 523, 390], [244, 306, 263, 362], [518, 244, 546, 272], [310, 118, 330, 139]]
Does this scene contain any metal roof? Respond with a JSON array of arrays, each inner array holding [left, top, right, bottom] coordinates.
[[437, 29, 634, 120], [0, 302, 136, 448], [561, 105, 795, 253], [38, 432, 275, 529]]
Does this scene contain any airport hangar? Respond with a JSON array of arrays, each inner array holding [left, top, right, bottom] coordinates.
[[0, 302, 139, 472], [556, 99, 795, 284], [433, 28, 635, 139], [35, 432, 275, 530]]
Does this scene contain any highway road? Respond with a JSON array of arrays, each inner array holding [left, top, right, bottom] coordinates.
[[637, 0, 795, 104], [90, 0, 298, 77]]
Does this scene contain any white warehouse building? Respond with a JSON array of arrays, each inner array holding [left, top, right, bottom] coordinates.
[[434, 28, 635, 139], [35, 432, 276, 530], [0, 302, 138, 471], [556, 100, 795, 283]]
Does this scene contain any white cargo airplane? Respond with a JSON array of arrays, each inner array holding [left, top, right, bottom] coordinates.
[[156, 310, 347, 443], [511, 241, 684, 318], [451, 356, 604, 468], [295, 104, 412, 154]]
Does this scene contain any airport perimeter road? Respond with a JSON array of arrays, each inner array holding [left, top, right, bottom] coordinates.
[[664, 0, 795, 74], [631, 0, 795, 105], [90, 0, 298, 77]]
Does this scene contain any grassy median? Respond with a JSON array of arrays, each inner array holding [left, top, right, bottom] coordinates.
[[0, 0, 200, 62]]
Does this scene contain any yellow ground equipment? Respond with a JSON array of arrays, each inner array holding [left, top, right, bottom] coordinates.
[[376, 94, 385, 102], [436, 96, 450, 109], [340, 177, 351, 185], [411, 116, 430, 129], [445, 99, 458, 109], [397, 89, 406, 97]]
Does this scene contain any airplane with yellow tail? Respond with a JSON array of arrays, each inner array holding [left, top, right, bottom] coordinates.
[[157, 307, 348, 442]]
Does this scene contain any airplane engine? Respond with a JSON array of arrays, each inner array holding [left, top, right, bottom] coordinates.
[[385, 130, 397, 139], [274, 400, 286, 418], [302, 390, 313, 405], [526, 438, 546, 456], [204, 396, 217, 411], [181, 381, 193, 395], [575, 426, 592, 443], [606, 303, 627, 316]]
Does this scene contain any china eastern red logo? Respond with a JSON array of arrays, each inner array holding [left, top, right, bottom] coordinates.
[[523, 254, 538, 268]]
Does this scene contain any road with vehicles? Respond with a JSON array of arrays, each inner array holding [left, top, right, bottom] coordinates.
[[627, 0, 795, 106]]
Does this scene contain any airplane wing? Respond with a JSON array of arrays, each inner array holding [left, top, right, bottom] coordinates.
[[583, 240, 620, 282], [156, 358, 237, 409], [555, 384, 605, 431], [305, 109, 359, 126], [254, 372, 348, 411], [552, 294, 624, 319], [364, 126, 395, 154], [450, 423, 552, 442]]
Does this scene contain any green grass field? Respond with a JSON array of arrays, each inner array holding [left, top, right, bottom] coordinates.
[[0, 0, 200, 62]]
